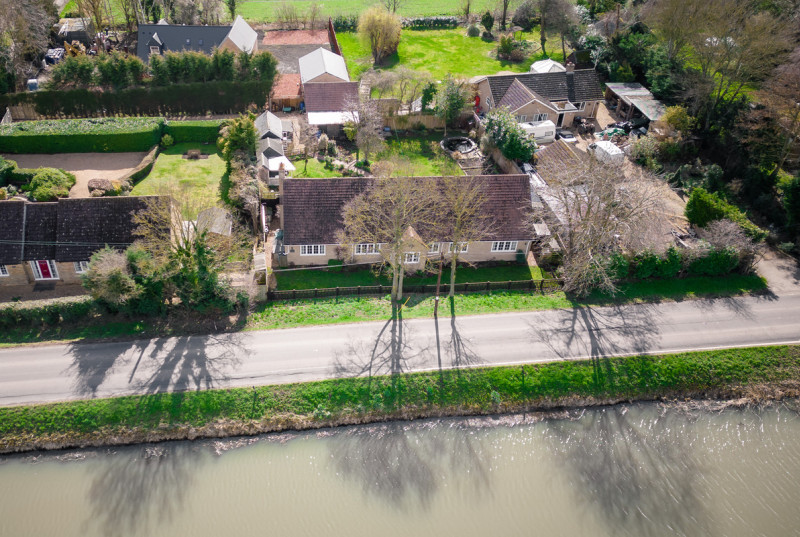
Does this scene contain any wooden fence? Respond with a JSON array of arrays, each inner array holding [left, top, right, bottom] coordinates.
[[265, 278, 563, 301]]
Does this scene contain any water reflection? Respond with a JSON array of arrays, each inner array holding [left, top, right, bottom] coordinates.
[[547, 405, 709, 537], [85, 444, 208, 537], [327, 420, 491, 511]]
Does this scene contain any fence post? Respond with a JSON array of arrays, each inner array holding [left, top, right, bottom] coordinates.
[[336, 287, 339, 297], [313, 288, 317, 299], [539, 280, 544, 293], [507, 280, 512, 290], [293, 289, 297, 300], [357, 286, 361, 296]]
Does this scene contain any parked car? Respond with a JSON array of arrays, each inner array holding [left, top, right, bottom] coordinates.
[[556, 129, 577, 143]]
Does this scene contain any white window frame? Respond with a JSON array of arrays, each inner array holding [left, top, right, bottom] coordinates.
[[73, 261, 90, 274], [428, 242, 440, 254], [354, 243, 380, 255], [0, 265, 8, 277], [404, 252, 420, 264], [300, 245, 326, 256], [532, 113, 548, 122], [517, 115, 527, 123], [491, 241, 518, 252], [447, 242, 469, 254], [29, 260, 59, 280], [149, 46, 160, 55], [576, 102, 586, 111]]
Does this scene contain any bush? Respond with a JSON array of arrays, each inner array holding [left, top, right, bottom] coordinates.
[[632, 250, 660, 279], [0, 117, 164, 154], [512, 0, 538, 31], [165, 120, 223, 144], [483, 107, 537, 162], [481, 11, 494, 34], [160, 134, 174, 148], [402, 16, 458, 29], [0, 297, 96, 330], [655, 246, 682, 278], [28, 169, 76, 201], [687, 247, 740, 276], [467, 24, 481, 37], [0, 155, 15, 186], [327, 140, 338, 156], [332, 14, 359, 31], [685, 187, 768, 242]]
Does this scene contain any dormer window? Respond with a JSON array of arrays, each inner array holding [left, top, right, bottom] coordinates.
[[185, 38, 191, 45], [149, 46, 160, 55], [198, 39, 203, 45]]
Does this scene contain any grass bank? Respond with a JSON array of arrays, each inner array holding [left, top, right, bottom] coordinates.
[[2, 344, 798, 453], [0, 274, 767, 347]]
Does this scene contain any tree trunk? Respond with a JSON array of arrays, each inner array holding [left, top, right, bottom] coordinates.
[[501, 2, 508, 31], [540, 14, 547, 57], [397, 265, 405, 301], [391, 261, 399, 302], [561, 33, 566, 63], [448, 254, 457, 297]]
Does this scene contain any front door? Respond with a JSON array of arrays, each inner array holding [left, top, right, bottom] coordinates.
[[37, 260, 52, 279], [557, 113, 564, 127]]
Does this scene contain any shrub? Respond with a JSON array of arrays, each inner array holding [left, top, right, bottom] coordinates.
[[512, 0, 538, 31], [402, 16, 458, 29], [0, 156, 16, 186], [483, 107, 537, 162], [28, 169, 76, 201], [687, 247, 740, 276], [332, 14, 359, 31], [0, 296, 96, 330], [632, 250, 660, 279], [655, 246, 682, 278], [165, 120, 223, 144], [318, 133, 329, 153], [467, 24, 481, 37], [327, 140, 338, 156], [481, 11, 494, 34], [160, 134, 174, 148], [685, 187, 767, 242]]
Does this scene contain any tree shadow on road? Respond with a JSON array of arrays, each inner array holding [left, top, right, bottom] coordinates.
[[66, 332, 250, 398], [327, 418, 492, 512], [85, 443, 209, 537], [547, 404, 710, 537]]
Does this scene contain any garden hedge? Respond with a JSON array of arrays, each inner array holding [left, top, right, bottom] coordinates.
[[0, 296, 96, 330], [0, 117, 164, 154], [0, 80, 270, 118], [165, 120, 223, 144]]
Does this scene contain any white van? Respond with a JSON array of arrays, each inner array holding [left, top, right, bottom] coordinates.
[[520, 120, 556, 144], [588, 140, 625, 165]]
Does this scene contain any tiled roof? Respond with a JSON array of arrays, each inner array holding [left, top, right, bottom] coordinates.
[[303, 82, 359, 112], [534, 139, 586, 184], [281, 175, 532, 245], [271, 73, 302, 98], [0, 200, 24, 264], [487, 70, 604, 106], [0, 197, 164, 264], [258, 137, 284, 158], [498, 79, 536, 112]]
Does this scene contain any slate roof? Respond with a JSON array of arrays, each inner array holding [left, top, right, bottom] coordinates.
[[303, 82, 359, 112], [258, 137, 284, 159], [0, 197, 164, 264], [136, 24, 231, 61], [255, 110, 283, 139], [281, 175, 532, 245], [298, 47, 349, 83], [487, 70, 604, 106]]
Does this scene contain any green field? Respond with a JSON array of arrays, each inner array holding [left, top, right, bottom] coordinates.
[[378, 131, 464, 176], [238, 0, 496, 20], [131, 142, 226, 218], [339, 28, 567, 80], [2, 343, 797, 453]]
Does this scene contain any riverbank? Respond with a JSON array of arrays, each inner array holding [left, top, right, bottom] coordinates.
[[1, 344, 798, 454]]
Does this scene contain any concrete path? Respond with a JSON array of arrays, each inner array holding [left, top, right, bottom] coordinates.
[[1, 291, 800, 407]]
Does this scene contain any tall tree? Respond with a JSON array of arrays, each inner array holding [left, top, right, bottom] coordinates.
[[340, 177, 439, 302], [382, 0, 404, 14], [434, 76, 467, 136], [533, 152, 667, 296], [359, 6, 402, 65], [498, 0, 513, 31], [642, 0, 702, 61], [343, 95, 386, 163], [225, 0, 236, 20], [437, 176, 494, 297], [754, 48, 800, 176], [0, 0, 54, 89]]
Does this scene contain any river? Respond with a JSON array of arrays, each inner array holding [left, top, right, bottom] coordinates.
[[1, 402, 799, 537]]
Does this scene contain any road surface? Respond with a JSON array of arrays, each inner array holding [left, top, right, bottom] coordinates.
[[1, 292, 800, 407]]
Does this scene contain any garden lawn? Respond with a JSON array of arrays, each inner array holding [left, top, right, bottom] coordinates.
[[291, 157, 344, 178], [131, 142, 226, 219], [377, 132, 464, 176], [338, 28, 568, 80], [274, 263, 548, 290], [238, 0, 498, 21]]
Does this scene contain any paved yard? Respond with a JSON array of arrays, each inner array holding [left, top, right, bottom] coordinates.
[[3, 152, 148, 198]]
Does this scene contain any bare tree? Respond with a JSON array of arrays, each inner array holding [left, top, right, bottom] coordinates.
[[343, 95, 386, 163], [534, 153, 668, 296], [642, 0, 702, 61], [75, 0, 106, 36], [173, 0, 199, 24], [699, 218, 762, 273], [498, 0, 513, 31], [0, 0, 54, 88], [537, 0, 574, 59], [437, 176, 494, 297], [306, 1, 321, 29], [372, 70, 399, 99], [340, 177, 440, 302], [382, 0, 404, 14], [394, 66, 432, 111], [198, 0, 222, 24]]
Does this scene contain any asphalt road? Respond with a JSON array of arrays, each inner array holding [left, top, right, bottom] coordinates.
[[1, 292, 799, 407]]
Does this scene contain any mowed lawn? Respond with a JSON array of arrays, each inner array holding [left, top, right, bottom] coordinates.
[[291, 157, 344, 178], [238, 0, 497, 20], [339, 28, 566, 80], [378, 132, 464, 176], [275, 263, 548, 290], [131, 143, 225, 218]]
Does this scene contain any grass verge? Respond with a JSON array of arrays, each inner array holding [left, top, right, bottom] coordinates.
[[2, 344, 798, 453], [0, 274, 767, 347]]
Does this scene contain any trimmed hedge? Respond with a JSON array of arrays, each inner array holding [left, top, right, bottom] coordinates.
[[685, 187, 768, 242], [0, 117, 164, 154], [403, 16, 459, 29], [165, 120, 223, 144], [0, 80, 270, 119], [0, 296, 96, 330], [7, 167, 38, 185]]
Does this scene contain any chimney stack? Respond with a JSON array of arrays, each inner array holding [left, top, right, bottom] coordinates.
[[566, 62, 575, 73]]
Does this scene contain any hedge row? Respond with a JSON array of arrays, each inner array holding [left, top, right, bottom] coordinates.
[[165, 120, 224, 144], [607, 245, 744, 283], [0, 117, 164, 153], [0, 296, 96, 330], [0, 80, 270, 119], [403, 16, 460, 29]]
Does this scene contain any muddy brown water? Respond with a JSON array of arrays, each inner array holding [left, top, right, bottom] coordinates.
[[1, 402, 799, 537]]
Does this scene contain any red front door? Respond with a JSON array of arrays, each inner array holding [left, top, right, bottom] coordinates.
[[37, 260, 52, 279]]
